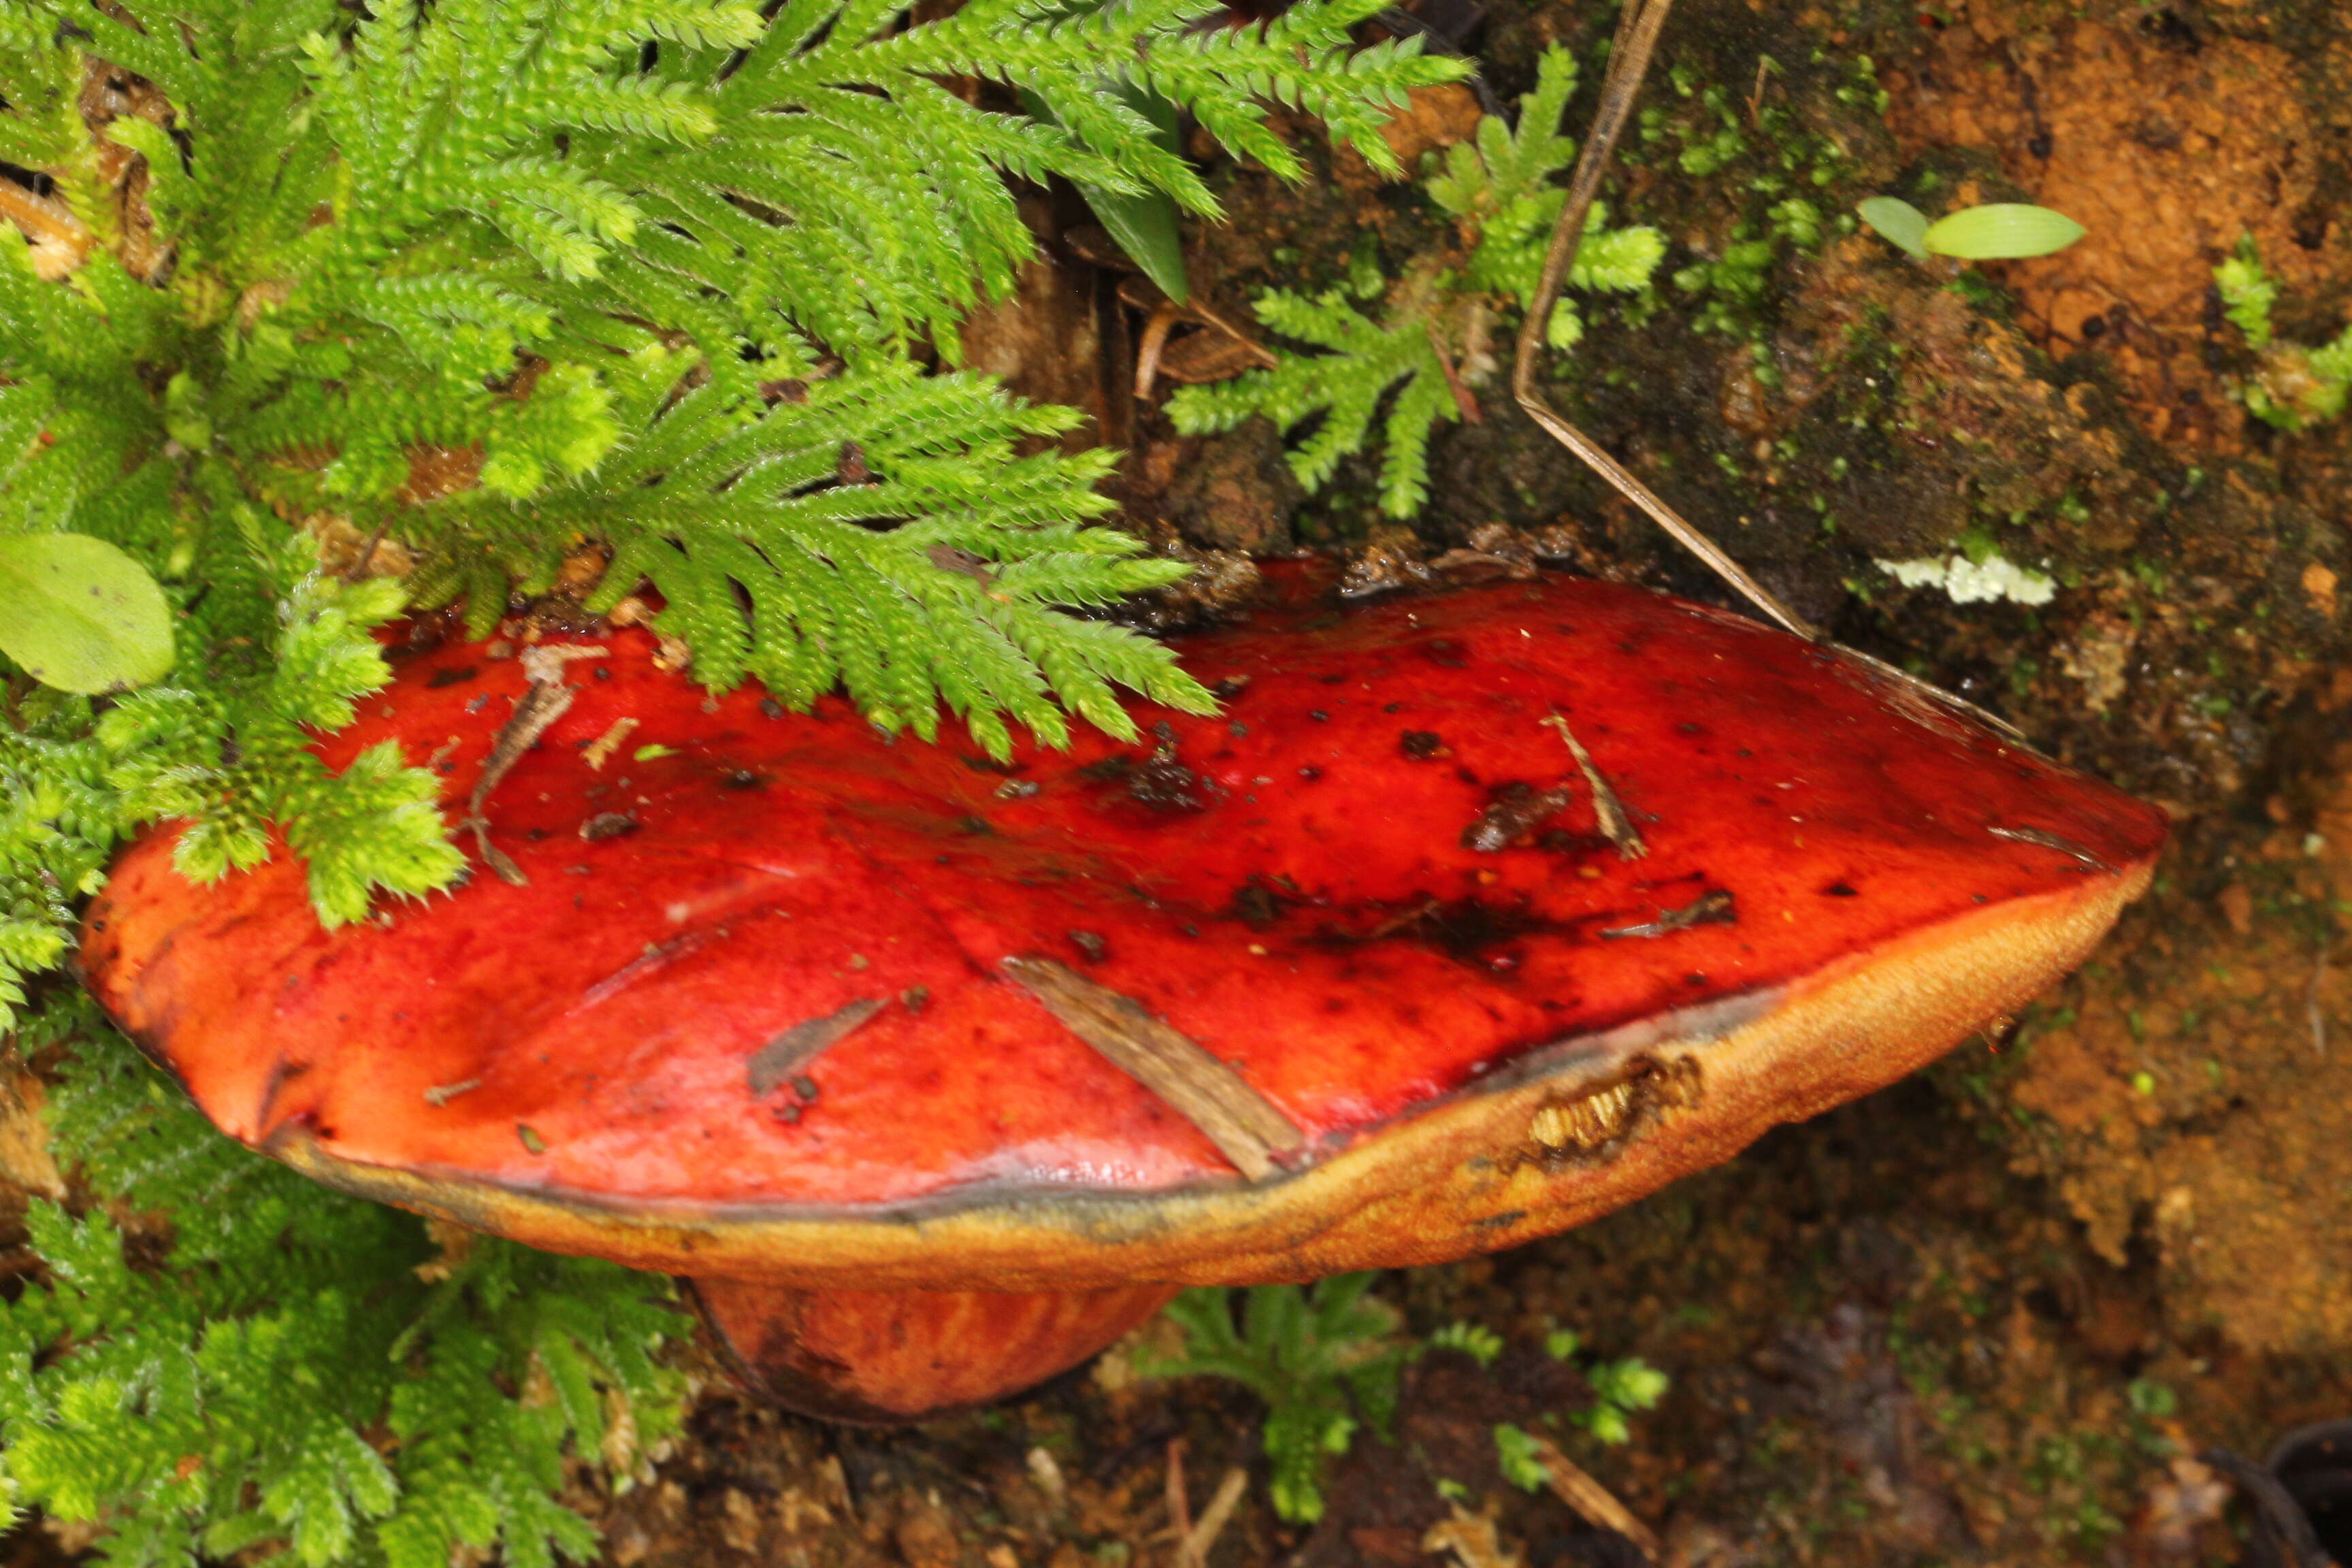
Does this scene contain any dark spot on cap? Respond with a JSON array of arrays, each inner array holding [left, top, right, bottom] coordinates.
[[1078, 755, 1133, 783], [1420, 640, 1471, 668], [427, 666, 478, 689], [1126, 755, 1209, 813], [1824, 881, 1859, 897], [1232, 883, 1286, 928], [1401, 730, 1444, 760], [1068, 930, 1108, 961]]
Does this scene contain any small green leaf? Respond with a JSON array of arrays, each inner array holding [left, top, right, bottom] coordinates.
[[1026, 82, 1191, 303], [1494, 1424, 1550, 1492], [1856, 196, 1930, 260], [1923, 203, 2086, 261], [0, 534, 174, 693], [1077, 182, 1190, 303]]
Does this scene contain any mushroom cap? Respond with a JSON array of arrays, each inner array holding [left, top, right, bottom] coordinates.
[[82, 569, 2166, 1290]]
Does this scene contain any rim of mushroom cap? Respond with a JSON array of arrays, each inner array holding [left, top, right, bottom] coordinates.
[[248, 865, 2148, 1291]]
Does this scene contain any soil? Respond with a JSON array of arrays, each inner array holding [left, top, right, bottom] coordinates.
[[16, 0, 2352, 1563]]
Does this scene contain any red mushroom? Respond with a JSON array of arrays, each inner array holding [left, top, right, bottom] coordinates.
[[79, 566, 2167, 1419]]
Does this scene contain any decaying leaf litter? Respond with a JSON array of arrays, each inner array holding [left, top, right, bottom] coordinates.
[[12, 0, 2352, 1561]]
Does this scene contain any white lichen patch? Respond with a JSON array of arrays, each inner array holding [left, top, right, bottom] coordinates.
[[1877, 553, 2058, 606]]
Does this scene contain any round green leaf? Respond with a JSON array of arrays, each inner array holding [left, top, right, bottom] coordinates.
[[1856, 196, 1931, 261], [0, 533, 174, 693], [1923, 203, 2086, 261]]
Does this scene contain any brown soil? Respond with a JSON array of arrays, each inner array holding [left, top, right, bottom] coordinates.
[[1886, 5, 2351, 448]]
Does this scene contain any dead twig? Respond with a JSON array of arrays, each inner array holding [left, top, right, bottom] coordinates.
[[1177, 1467, 1247, 1568], [1603, 887, 1734, 939], [1746, 54, 1774, 127], [1163, 1441, 1194, 1561], [1186, 298, 1280, 369], [1509, 0, 1812, 637], [1135, 298, 1182, 400], [463, 644, 606, 884], [1426, 320, 1484, 423], [581, 716, 640, 771], [1507, 0, 2029, 744], [2310, 942, 2332, 1060], [1002, 956, 1303, 1181], [1126, 279, 1278, 399], [1423, 1503, 1524, 1568], [1542, 711, 1647, 860], [341, 515, 394, 584], [1522, 1431, 1661, 1563], [746, 997, 886, 1096]]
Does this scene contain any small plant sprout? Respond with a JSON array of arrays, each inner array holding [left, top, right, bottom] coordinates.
[[1578, 1358, 1671, 1445], [1857, 196, 2086, 263], [1531, 1330, 1673, 1447], [2215, 235, 2352, 430], [1428, 1320, 1506, 1367], [2217, 235, 2280, 346], [1139, 1276, 1410, 1524], [1494, 1423, 1552, 1491]]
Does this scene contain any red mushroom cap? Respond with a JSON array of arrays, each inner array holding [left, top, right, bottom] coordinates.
[[81, 568, 2166, 1290]]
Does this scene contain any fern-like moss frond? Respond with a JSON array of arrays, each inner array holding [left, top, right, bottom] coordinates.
[[1171, 42, 1661, 519]]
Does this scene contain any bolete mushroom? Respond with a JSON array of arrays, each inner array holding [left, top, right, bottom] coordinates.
[[80, 566, 2167, 1420]]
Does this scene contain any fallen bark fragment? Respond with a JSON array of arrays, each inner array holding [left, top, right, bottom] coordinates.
[[1002, 956, 1303, 1181]]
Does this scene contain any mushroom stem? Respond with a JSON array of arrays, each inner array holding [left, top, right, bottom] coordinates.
[[686, 1277, 1181, 1422]]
